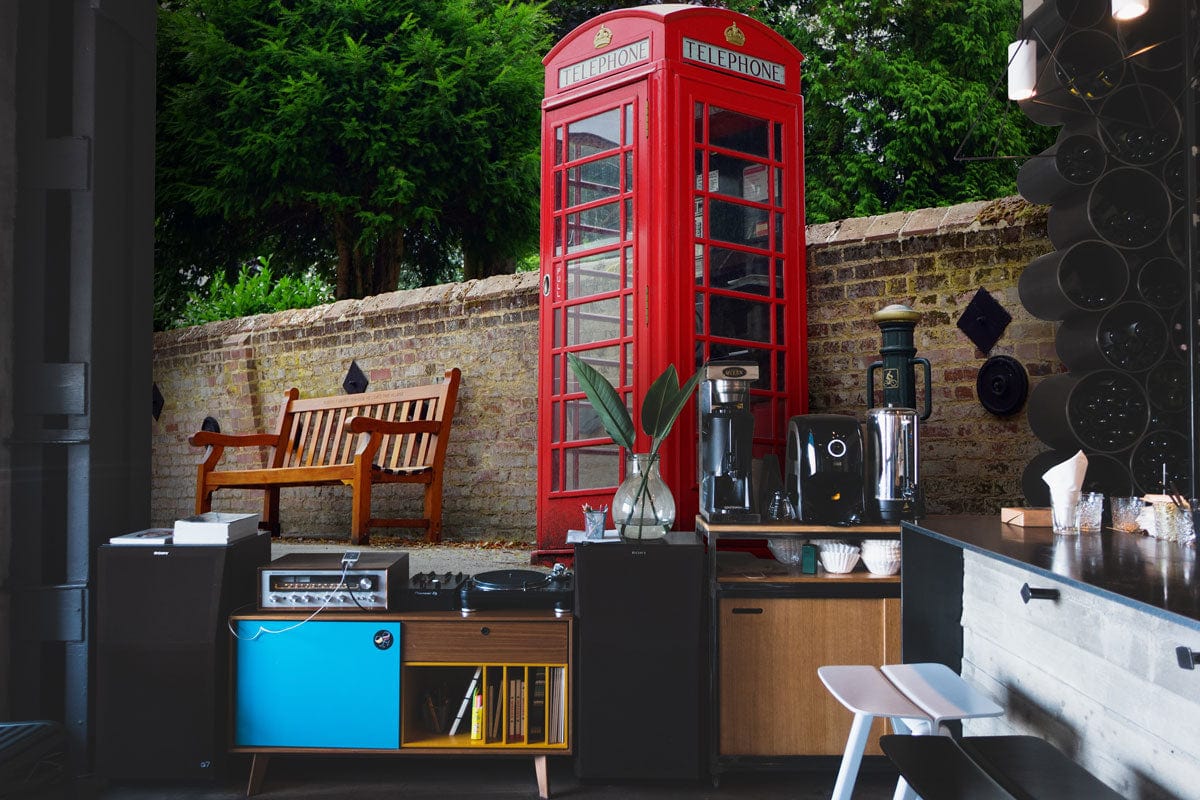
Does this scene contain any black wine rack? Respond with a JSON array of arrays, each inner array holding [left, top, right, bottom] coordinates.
[[1017, 0, 1198, 501]]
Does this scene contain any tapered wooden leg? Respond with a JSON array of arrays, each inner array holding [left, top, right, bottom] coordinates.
[[533, 755, 550, 799], [246, 754, 269, 796]]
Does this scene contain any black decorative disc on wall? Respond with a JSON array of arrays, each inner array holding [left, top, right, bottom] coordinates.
[[201, 416, 220, 433], [343, 360, 369, 394], [976, 355, 1028, 416], [957, 288, 1011, 354]]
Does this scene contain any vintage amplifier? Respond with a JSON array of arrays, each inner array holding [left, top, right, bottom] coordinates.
[[258, 552, 408, 611]]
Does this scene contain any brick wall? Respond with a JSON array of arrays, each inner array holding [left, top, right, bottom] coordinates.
[[151, 196, 1057, 541]]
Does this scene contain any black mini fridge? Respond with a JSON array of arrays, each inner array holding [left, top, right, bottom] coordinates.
[[573, 532, 704, 780]]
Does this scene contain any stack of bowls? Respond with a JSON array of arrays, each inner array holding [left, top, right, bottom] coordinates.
[[767, 537, 806, 568], [860, 539, 902, 575], [817, 541, 860, 574]]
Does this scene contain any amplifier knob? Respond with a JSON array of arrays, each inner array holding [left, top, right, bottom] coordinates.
[[358, 577, 372, 590], [289, 594, 302, 604]]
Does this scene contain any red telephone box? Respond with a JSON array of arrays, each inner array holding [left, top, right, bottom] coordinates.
[[535, 6, 807, 559]]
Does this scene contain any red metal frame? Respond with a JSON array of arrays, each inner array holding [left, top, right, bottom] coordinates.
[[536, 7, 807, 560]]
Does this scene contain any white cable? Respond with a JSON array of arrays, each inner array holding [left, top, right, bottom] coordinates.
[[227, 560, 352, 641]]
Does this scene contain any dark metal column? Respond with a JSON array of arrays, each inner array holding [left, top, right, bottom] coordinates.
[[9, 0, 154, 775]]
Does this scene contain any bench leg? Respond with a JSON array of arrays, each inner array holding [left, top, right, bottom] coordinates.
[[351, 480, 371, 546], [261, 488, 280, 536], [831, 711, 874, 800], [533, 755, 550, 799], [425, 476, 443, 543]]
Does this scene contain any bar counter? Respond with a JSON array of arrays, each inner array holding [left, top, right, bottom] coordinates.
[[902, 514, 1200, 630], [900, 514, 1200, 796]]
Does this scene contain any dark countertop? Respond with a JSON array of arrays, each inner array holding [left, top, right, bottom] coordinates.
[[902, 514, 1200, 631]]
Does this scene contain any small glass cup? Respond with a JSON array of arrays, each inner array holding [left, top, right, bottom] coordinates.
[[1075, 491, 1104, 532], [1050, 489, 1081, 535], [1153, 502, 1191, 543], [583, 509, 607, 540], [1109, 496, 1143, 533]]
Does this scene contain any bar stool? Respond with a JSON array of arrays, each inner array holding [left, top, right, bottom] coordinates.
[[880, 734, 1127, 800], [818, 663, 1003, 800]]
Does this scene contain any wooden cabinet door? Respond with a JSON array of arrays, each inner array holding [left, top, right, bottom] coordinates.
[[718, 597, 900, 756]]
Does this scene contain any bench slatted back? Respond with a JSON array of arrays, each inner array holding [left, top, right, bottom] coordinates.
[[275, 380, 454, 472]]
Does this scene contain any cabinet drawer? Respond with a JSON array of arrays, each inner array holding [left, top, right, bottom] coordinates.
[[404, 620, 568, 663]]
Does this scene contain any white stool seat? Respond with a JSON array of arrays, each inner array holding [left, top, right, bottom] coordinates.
[[881, 663, 1003, 731], [819, 665, 927, 720], [819, 663, 1003, 800]]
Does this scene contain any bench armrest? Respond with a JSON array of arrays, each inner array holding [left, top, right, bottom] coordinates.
[[188, 431, 279, 448], [189, 431, 280, 473]]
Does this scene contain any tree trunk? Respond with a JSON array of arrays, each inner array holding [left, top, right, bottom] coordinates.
[[333, 211, 355, 300], [462, 249, 518, 281], [332, 212, 405, 299]]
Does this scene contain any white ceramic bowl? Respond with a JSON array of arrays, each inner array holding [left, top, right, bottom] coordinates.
[[861, 550, 901, 576], [819, 549, 860, 574], [767, 537, 806, 566]]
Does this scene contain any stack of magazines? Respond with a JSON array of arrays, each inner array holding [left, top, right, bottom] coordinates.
[[107, 512, 260, 546]]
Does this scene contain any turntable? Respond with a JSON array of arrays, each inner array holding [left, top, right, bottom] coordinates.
[[459, 564, 573, 615]]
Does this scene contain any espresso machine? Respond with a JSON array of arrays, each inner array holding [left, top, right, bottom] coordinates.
[[699, 359, 760, 523], [865, 304, 931, 521]]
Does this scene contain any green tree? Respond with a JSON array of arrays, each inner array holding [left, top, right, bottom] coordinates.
[[156, 0, 553, 300], [743, 0, 1055, 223]]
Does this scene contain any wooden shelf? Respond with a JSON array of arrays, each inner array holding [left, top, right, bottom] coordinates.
[[696, 515, 900, 537], [716, 552, 899, 584]]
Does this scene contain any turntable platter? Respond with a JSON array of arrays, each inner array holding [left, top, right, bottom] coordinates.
[[470, 569, 551, 591]]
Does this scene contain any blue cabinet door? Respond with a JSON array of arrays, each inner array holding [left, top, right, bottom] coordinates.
[[234, 620, 401, 749]]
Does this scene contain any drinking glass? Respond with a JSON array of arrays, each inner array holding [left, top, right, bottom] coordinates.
[[1153, 502, 1190, 543], [1109, 496, 1143, 533], [1075, 492, 1104, 532], [1051, 490, 1081, 535]]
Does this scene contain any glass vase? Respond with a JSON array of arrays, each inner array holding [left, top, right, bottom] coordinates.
[[612, 453, 674, 540]]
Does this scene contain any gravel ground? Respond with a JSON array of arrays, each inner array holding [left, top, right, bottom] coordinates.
[[272, 535, 546, 576]]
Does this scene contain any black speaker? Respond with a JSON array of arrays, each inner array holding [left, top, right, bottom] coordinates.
[[573, 532, 704, 780], [94, 533, 270, 780]]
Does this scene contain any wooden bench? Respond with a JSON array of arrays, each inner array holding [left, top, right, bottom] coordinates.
[[189, 368, 461, 545]]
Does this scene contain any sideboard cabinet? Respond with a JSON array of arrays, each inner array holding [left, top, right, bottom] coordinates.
[[230, 610, 571, 797]]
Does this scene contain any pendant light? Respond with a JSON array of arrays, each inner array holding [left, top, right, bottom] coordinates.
[[1111, 0, 1148, 20], [1007, 39, 1037, 101]]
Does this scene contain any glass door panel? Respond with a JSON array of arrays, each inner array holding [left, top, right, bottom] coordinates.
[[542, 86, 644, 508], [693, 96, 793, 449]]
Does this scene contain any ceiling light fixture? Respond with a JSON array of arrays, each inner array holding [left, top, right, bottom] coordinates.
[[1111, 0, 1149, 21]]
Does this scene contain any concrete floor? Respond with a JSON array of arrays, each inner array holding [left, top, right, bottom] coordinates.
[[83, 539, 900, 800]]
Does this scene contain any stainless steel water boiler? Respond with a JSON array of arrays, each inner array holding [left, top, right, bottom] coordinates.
[[866, 405, 924, 522]]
